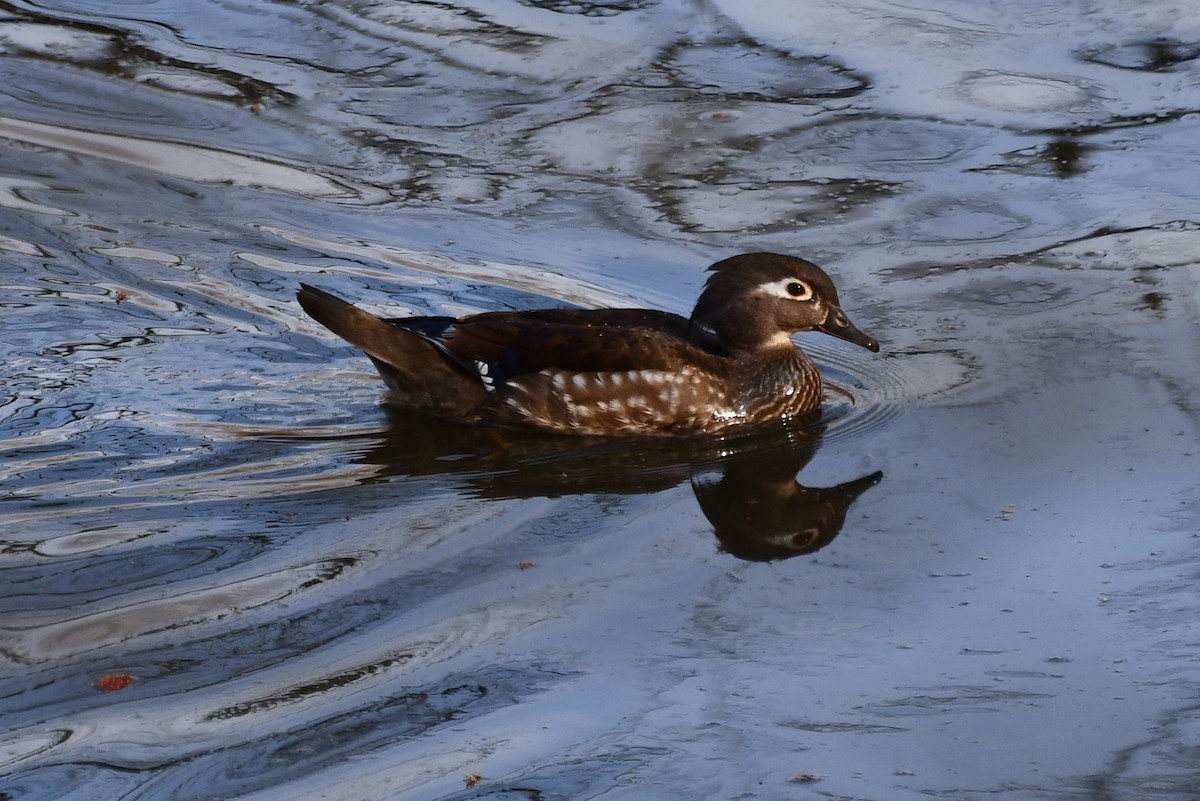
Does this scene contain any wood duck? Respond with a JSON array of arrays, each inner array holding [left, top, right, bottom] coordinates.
[[297, 252, 879, 436]]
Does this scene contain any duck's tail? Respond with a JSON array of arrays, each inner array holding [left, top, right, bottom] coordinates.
[[297, 284, 486, 416]]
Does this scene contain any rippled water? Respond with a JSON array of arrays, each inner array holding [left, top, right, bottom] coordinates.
[[2, 1, 1199, 799]]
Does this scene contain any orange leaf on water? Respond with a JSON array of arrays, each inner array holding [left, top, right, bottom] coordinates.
[[96, 673, 134, 691]]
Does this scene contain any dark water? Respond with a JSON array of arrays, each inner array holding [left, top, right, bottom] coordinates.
[[2, 1, 1199, 799]]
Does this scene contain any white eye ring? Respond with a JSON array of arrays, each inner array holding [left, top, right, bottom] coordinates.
[[756, 277, 815, 301], [782, 279, 813, 301]]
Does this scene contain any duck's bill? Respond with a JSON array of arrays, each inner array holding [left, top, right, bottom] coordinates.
[[818, 307, 880, 352]]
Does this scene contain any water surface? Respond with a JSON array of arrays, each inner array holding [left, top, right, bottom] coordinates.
[[2, 1, 1199, 799]]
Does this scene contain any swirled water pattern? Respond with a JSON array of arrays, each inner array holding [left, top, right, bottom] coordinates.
[[2, 1, 1199, 799]]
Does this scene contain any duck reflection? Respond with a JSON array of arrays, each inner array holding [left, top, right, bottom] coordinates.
[[357, 408, 882, 562]]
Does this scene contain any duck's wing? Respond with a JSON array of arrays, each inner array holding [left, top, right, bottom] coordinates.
[[394, 308, 701, 389], [298, 285, 714, 429]]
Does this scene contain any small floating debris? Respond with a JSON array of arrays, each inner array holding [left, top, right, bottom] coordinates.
[[95, 672, 134, 691], [790, 772, 822, 783]]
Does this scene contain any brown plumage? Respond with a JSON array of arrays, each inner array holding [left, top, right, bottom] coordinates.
[[297, 252, 879, 436]]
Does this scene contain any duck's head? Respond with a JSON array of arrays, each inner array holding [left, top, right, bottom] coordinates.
[[689, 252, 880, 354]]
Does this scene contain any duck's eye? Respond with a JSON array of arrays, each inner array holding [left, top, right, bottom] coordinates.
[[785, 281, 812, 300]]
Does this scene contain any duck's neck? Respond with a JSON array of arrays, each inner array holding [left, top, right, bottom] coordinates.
[[689, 285, 791, 352]]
